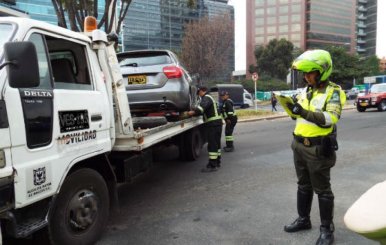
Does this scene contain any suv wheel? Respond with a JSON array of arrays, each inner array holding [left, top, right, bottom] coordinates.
[[377, 100, 386, 112], [357, 105, 366, 112]]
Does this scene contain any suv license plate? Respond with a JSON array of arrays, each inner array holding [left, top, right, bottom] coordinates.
[[360, 102, 368, 107], [128, 75, 147, 85]]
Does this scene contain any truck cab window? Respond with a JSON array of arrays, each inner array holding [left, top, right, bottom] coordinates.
[[46, 36, 92, 90]]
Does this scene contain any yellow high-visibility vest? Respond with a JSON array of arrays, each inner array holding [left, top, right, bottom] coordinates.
[[294, 82, 346, 137]]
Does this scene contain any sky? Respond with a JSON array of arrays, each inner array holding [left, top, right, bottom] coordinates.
[[228, 0, 386, 71]]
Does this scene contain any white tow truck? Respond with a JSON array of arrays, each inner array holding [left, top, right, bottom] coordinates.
[[0, 17, 205, 245]]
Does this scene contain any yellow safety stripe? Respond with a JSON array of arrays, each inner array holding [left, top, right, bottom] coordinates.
[[209, 152, 218, 159], [197, 106, 204, 113], [218, 149, 221, 157], [205, 94, 221, 122], [225, 136, 234, 141]]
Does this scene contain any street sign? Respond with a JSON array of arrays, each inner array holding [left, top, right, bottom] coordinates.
[[252, 72, 258, 82]]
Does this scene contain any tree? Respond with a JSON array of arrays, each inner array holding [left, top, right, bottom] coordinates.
[[254, 39, 294, 80], [51, 0, 132, 34], [325, 46, 381, 88], [181, 14, 234, 82]]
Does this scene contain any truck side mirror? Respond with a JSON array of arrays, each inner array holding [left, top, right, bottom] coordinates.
[[4, 41, 40, 88]]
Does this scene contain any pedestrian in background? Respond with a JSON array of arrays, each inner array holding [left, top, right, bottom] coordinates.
[[220, 91, 237, 152], [187, 86, 222, 172], [271, 92, 277, 112], [283, 49, 346, 245]]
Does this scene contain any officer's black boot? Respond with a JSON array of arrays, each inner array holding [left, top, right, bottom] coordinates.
[[217, 155, 221, 168], [201, 159, 218, 173], [284, 189, 313, 232], [316, 194, 334, 245], [223, 141, 234, 152]]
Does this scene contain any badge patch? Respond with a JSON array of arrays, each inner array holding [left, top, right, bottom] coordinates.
[[330, 90, 341, 103]]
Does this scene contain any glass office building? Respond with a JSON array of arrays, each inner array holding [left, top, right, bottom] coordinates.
[[1, 0, 234, 81], [1, 0, 107, 27], [122, 0, 233, 51], [246, 0, 377, 75]]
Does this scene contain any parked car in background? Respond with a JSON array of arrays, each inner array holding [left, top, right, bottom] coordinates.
[[211, 84, 251, 108], [118, 50, 197, 115], [356, 83, 386, 112], [243, 89, 254, 108], [346, 87, 359, 100]]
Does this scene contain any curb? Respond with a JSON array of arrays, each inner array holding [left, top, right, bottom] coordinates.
[[238, 106, 356, 123]]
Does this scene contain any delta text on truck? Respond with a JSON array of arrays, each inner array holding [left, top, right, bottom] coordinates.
[[0, 17, 205, 245]]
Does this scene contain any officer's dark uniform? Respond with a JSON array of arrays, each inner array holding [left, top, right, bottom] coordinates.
[[193, 89, 222, 171], [220, 91, 237, 152]]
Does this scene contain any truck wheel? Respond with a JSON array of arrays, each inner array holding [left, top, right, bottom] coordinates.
[[183, 128, 202, 161], [357, 105, 366, 112], [377, 100, 386, 112], [48, 169, 109, 245]]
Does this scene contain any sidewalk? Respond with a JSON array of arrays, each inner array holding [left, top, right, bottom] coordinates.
[[238, 103, 356, 123]]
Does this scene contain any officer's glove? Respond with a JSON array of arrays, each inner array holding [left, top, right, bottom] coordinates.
[[287, 102, 303, 115]]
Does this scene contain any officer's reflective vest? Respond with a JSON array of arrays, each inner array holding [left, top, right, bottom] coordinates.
[[198, 94, 222, 122], [294, 82, 346, 137]]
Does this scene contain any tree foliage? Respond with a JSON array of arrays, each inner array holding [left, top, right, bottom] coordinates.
[[253, 39, 294, 80], [325, 46, 381, 88], [51, 0, 132, 33], [181, 14, 234, 82]]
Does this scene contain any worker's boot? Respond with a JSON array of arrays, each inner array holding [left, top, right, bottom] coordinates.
[[223, 141, 234, 152], [316, 194, 334, 245], [201, 160, 218, 173], [284, 189, 313, 232]]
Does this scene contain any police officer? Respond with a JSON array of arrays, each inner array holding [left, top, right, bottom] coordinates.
[[187, 86, 222, 172], [284, 50, 346, 245], [220, 91, 237, 152]]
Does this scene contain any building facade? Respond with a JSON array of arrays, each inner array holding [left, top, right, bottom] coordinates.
[[246, 0, 376, 77], [122, 0, 233, 51], [357, 0, 377, 57], [1, 0, 234, 81]]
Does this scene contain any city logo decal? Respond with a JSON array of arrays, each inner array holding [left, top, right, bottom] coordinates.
[[33, 167, 46, 186]]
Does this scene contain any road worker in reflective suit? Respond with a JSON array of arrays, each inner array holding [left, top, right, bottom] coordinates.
[[188, 86, 222, 172], [220, 91, 238, 152], [284, 50, 346, 245]]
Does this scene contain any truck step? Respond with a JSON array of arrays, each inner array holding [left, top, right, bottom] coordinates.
[[15, 218, 47, 238]]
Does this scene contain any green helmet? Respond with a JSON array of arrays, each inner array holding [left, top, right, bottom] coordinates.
[[292, 49, 332, 82]]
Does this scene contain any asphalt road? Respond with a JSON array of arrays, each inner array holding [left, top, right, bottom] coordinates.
[[7, 107, 385, 245], [95, 108, 384, 245]]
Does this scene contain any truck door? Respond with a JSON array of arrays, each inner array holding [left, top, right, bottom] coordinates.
[[5, 31, 110, 207]]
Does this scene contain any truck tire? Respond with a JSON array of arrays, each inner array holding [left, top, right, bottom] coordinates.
[[357, 105, 366, 112], [377, 100, 386, 112], [48, 169, 109, 245], [181, 128, 202, 161]]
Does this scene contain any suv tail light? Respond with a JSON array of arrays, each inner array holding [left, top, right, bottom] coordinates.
[[163, 66, 183, 79]]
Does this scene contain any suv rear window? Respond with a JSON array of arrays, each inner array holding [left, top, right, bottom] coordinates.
[[119, 53, 172, 67]]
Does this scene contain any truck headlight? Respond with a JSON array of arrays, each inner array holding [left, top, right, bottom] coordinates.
[[0, 150, 5, 168]]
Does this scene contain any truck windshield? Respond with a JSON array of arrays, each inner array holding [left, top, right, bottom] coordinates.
[[371, 84, 386, 93], [0, 24, 15, 57]]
